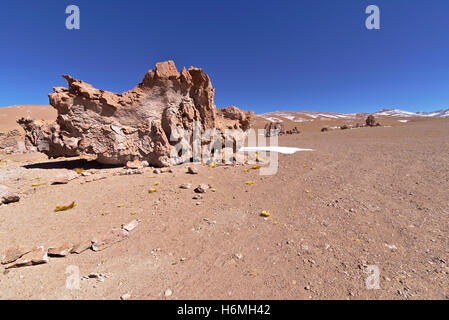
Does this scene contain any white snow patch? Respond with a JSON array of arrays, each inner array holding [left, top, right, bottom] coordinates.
[[398, 120, 409, 123], [239, 146, 314, 154]]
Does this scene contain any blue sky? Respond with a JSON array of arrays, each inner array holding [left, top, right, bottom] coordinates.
[[1, 0, 449, 114]]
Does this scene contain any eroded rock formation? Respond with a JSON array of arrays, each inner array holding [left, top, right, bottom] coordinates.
[[18, 61, 254, 166]]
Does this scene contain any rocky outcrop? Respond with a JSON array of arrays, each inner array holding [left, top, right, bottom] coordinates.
[[264, 122, 285, 137], [366, 115, 376, 127], [0, 129, 31, 154], [18, 61, 254, 166]]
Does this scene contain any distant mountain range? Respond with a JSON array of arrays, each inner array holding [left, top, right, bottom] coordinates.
[[258, 108, 449, 122]]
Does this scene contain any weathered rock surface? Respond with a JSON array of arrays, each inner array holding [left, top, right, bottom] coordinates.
[[71, 240, 92, 254], [18, 61, 254, 167], [6, 246, 48, 268], [0, 129, 30, 154], [1, 246, 30, 265], [51, 171, 79, 185], [91, 228, 129, 251], [48, 242, 74, 257]]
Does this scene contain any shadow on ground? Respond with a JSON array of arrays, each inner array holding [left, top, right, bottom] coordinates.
[[23, 158, 122, 170]]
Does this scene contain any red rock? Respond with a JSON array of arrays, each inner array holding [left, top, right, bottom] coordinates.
[[18, 61, 254, 166]]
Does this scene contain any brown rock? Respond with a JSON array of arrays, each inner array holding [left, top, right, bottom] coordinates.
[[48, 242, 74, 257], [71, 240, 92, 254], [91, 228, 129, 252], [264, 122, 285, 137], [187, 166, 198, 174], [1, 246, 31, 265], [6, 246, 48, 268], [194, 184, 209, 193], [18, 61, 254, 167], [125, 160, 148, 170], [51, 171, 79, 185], [366, 115, 376, 127], [0, 185, 20, 204]]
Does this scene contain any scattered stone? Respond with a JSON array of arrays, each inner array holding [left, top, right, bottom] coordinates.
[[0, 185, 20, 204], [51, 171, 79, 185], [120, 293, 132, 300], [187, 166, 198, 174], [71, 240, 92, 254], [153, 169, 162, 174], [194, 184, 209, 193], [192, 194, 202, 200], [1, 246, 31, 265], [48, 242, 74, 257], [91, 228, 129, 252], [180, 183, 191, 189], [6, 246, 48, 269], [235, 253, 243, 260], [385, 244, 398, 250], [125, 160, 148, 170], [122, 219, 140, 232], [164, 289, 173, 297], [120, 169, 143, 175], [321, 127, 328, 132]]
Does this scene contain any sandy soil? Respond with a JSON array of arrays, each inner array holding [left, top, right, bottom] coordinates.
[[0, 115, 448, 300]]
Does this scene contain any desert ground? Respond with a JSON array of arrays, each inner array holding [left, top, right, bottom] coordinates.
[[0, 106, 448, 300]]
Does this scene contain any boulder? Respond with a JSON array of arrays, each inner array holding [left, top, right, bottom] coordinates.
[[18, 61, 254, 167]]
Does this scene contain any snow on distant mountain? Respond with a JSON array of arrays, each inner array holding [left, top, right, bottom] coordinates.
[[258, 108, 449, 122], [258, 111, 356, 122], [374, 108, 449, 118]]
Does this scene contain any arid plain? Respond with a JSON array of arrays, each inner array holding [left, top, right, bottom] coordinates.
[[1, 104, 448, 300]]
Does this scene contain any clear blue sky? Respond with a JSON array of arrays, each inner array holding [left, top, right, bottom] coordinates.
[[1, 0, 449, 114]]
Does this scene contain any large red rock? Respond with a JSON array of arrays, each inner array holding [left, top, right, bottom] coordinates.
[[18, 61, 254, 166]]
